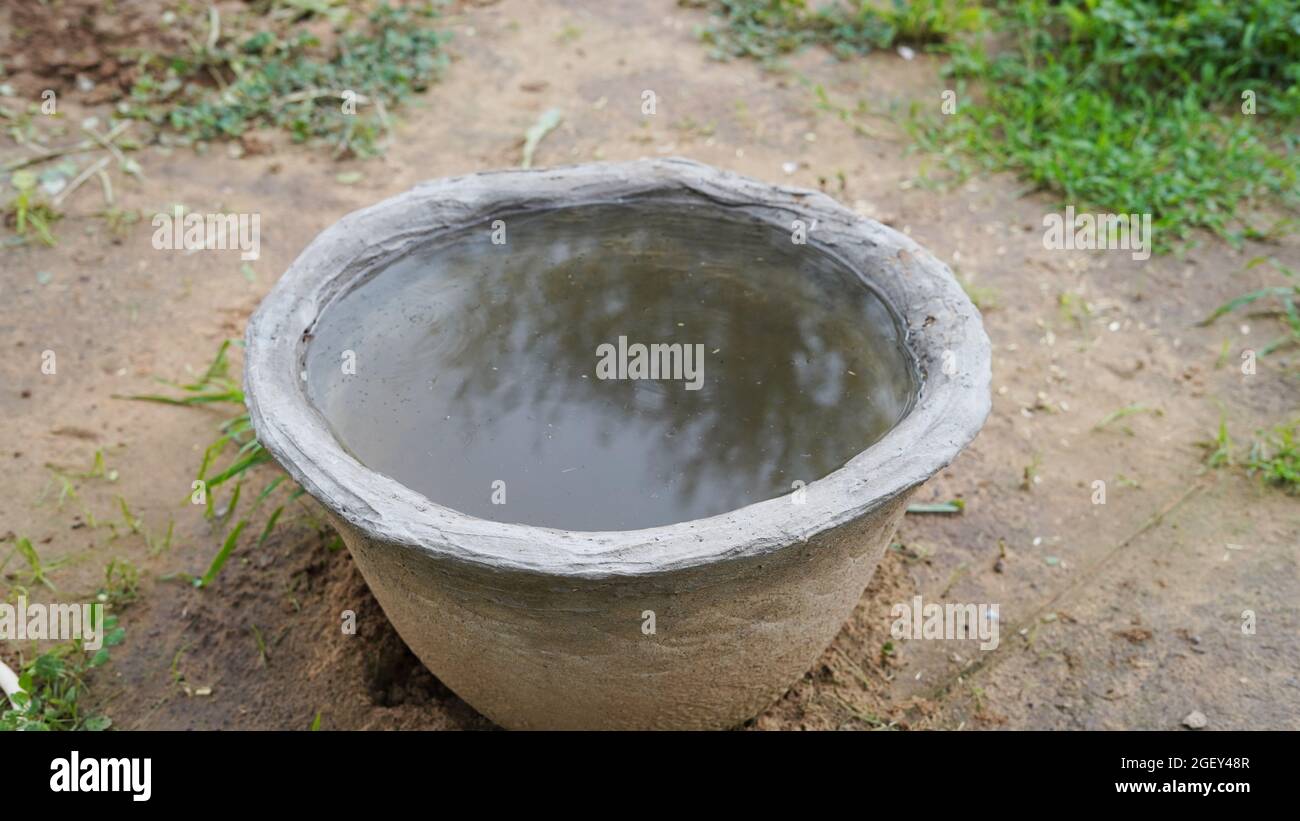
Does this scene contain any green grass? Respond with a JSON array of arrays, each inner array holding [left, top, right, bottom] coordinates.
[[1200, 257, 1299, 355], [1, 563, 125, 732], [2, 115, 147, 250], [0, 605, 124, 731], [910, 0, 1299, 250], [1246, 421, 1300, 493], [690, 1, 1299, 249], [906, 499, 965, 514], [3, 170, 61, 245], [685, 0, 983, 63], [98, 558, 141, 609], [1202, 413, 1235, 469], [125, 2, 449, 158], [10, 537, 60, 593], [1093, 404, 1162, 435], [116, 340, 273, 514], [196, 520, 249, 589], [1203, 416, 1298, 494], [118, 340, 308, 587]]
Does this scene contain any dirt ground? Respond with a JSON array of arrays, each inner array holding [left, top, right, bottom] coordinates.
[[2, 0, 1297, 730], [1, 0, 184, 104]]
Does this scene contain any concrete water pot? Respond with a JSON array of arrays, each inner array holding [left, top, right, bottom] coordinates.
[[244, 158, 991, 729]]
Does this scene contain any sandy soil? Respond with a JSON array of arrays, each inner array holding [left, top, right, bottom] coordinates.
[[2, 0, 1297, 730]]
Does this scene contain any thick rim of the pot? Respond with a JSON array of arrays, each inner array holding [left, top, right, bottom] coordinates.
[[244, 158, 991, 578]]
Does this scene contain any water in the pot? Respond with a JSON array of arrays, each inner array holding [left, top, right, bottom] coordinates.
[[304, 202, 918, 530]]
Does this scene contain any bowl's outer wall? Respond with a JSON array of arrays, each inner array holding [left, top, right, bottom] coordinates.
[[332, 491, 913, 730], [244, 158, 992, 730]]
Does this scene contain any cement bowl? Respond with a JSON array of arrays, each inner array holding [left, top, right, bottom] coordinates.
[[244, 158, 991, 729]]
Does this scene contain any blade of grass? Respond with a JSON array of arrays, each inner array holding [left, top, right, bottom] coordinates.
[[15, 537, 57, 591], [256, 506, 284, 549], [196, 520, 247, 588], [1199, 286, 1295, 326], [906, 500, 965, 515]]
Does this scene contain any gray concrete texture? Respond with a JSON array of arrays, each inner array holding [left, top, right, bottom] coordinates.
[[244, 159, 991, 728]]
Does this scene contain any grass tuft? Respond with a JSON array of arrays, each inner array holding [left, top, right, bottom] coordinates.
[[910, 0, 1299, 250], [686, 0, 981, 63], [125, 2, 449, 158], [116, 340, 274, 513], [1, 583, 125, 731], [3, 170, 62, 246], [1246, 421, 1299, 494], [1200, 258, 1299, 356], [1203, 416, 1298, 494], [119, 340, 313, 587]]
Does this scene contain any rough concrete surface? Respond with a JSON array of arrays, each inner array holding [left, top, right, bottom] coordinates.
[[243, 160, 990, 728]]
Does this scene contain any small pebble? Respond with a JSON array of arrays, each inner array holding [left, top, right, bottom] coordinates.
[[1183, 710, 1207, 730]]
